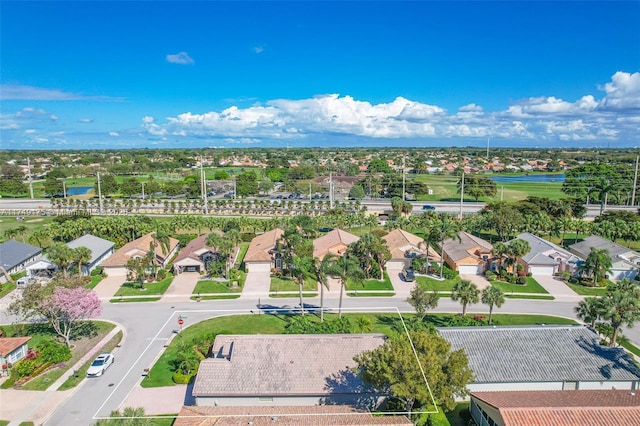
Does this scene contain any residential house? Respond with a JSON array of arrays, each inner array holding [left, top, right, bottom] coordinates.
[[382, 229, 440, 270], [192, 334, 387, 407], [569, 235, 640, 280], [439, 325, 640, 393], [244, 228, 284, 273], [0, 240, 43, 283], [470, 389, 640, 426], [513, 232, 582, 276], [441, 231, 493, 275], [313, 229, 360, 260], [101, 233, 179, 277], [173, 233, 224, 274], [0, 337, 31, 370], [174, 405, 412, 426], [66, 234, 115, 275]]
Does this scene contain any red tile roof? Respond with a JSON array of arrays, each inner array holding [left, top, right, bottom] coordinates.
[[0, 337, 31, 356]]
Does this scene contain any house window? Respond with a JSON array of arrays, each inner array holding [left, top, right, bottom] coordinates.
[[563, 381, 578, 390]]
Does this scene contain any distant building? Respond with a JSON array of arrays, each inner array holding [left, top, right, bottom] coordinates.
[[441, 231, 493, 275], [66, 234, 115, 275], [513, 233, 582, 276], [101, 233, 179, 276], [244, 228, 284, 273], [312, 229, 359, 260], [569, 235, 640, 280]]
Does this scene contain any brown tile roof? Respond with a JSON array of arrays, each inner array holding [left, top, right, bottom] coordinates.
[[382, 229, 441, 261], [472, 390, 640, 426], [101, 233, 179, 267], [0, 337, 31, 356], [174, 405, 412, 425], [442, 231, 492, 263], [313, 229, 360, 259], [193, 334, 386, 398], [174, 233, 221, 264], [244, 228, 284, 263]]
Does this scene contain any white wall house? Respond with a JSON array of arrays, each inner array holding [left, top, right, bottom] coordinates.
[[570, 235, 640, 281]]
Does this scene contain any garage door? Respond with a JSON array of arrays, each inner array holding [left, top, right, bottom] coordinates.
[[458, 264, 482, 275], [247, 262, 271, 273], [529, 266, 555, 276], [104, 266, 127, 277]]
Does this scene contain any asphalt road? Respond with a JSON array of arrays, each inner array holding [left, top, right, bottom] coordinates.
[[30, 294, 639, 425]]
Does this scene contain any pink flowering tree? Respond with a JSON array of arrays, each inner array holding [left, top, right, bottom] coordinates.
[[41, 287, 102, 347]]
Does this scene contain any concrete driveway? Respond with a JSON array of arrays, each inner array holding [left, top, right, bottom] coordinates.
[[94, 275, 126, 299], [533, 275, 579, 299], [386, 266, 412, 298], [241, 270, 271, 298], [161, 272, 200, 302], [459, 274, 491, 290]]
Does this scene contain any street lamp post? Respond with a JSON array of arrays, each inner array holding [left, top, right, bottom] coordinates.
[[141, 182, 145, 201]]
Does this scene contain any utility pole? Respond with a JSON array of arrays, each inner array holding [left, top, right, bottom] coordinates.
[[486, 137, 490, 160], [459, 172, 465, 220], [501, 186, 504, 202], [97, 171, 103, 215], [402, 154, 406, 202], [201, 156, 209, 214], [62, 180, 67, 199], [141, 182, 145, 201], [27, 158, 34, 199], [329, 172, 334, 209], [632, 155, 639, 207]]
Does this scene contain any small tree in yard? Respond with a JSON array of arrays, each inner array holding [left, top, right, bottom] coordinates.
[[451, 279, 480, 317], [481, 285, 505, 325], [9, 282, 102, 347], [598, 279, 640, 347], [406, 284, 439, 320], [354, 331, 473, 416]]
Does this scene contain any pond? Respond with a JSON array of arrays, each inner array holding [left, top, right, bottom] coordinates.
[[490, 174, 565, 183], [66, 186, 93, 195]]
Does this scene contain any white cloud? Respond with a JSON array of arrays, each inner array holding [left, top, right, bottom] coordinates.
[[598, 71, 640, 110], [25, 129, 36, 134], [459, 103, 483, 112], [109, 131, 119, 137], [0, 84, 123, 101], [253, 46, 264, 54], [50, 114, 58, 121], [166, 51, 194, 65], [78, 118, 94, 123]]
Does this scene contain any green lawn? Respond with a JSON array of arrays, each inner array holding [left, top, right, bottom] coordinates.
[[505, 294, 555, 300], [566, 281, 608, 296], [0, 281, 17, 299], [270, 276, 317, 293], [111, 274, 174, 302], [190, 279, 242, 300], [346, 273, 394, 292], [85, 274, 105, 290], [621, 341, 640, 358], [0, 216, 56, 246], [415, 276, 459, 291], [236, 242, 249, 267], [490, 277, 549, 294], [142, 312, 577, 388]]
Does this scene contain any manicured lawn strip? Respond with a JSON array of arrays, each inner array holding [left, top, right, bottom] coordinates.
[[505, 294, 555, 300], [348, 291, 395, 297], [192, 280, 242, 295], [58, 331, 123, 390], [237, 242, 249, 266], [566, 282, 608, 296], [111, 296, 162, 303], [142, 312, 577, 388], [270, 292, 318, 298], [20, 321, 116, 391], [0, 421, 8, 426], [270, 276, 317, 292], [0, 281, 17, 299], [190, 294, 241, 300], [490, 277, 548, 294], [416, 276, 459, 291], [86, 274, 105, 290], [113, 274, 174, 298], [346, 273, 394, 291], [621, 341, 640, 358]]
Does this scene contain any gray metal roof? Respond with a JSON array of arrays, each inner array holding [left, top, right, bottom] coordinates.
[[438, 326, 640, 384], [0, 240, 43, 271], [193, 334, 386, 397], [514, 233, 581, 265], [570, 236, 640, 266], [66, 234, 114, 265]]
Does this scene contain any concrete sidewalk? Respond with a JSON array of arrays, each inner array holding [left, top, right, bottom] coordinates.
[[3, 324, 124, 426]]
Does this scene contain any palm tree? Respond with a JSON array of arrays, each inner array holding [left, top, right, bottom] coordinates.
[[492, 241, 509, 273], [578, 247, 613, 285], [575, 297, 603, 328], [47, 242, 75, 278], [321, 253, 364, 318], [74, 246, 92, 277], [291, 255, 313, 315], [314, 257, 329, 322], [451, 279, 480, 317], [507, 238, 531, 279], [438, 214, 461, 279], [481, 285, 505, 325], [599, 279, 640, 346]]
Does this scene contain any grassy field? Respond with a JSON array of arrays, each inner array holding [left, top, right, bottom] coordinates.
[[141, 312, 577, 388], [490, 277, 549, 294], [415, 276, 459, 291], [111, 274, 174, 302], [566, 281, 608, 296], [191, 279, 242, 300], [270, 276, 318, 293], [346, 273, 394, 292], [0, 281, 17, 299]]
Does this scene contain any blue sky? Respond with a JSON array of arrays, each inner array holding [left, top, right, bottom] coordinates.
[[1, 1, 639, 150]]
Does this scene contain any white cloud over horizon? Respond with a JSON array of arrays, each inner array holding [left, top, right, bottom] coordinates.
[[139, 71, 639, 146], [0, 84, 124, 101], [166, 51, 194, 65]]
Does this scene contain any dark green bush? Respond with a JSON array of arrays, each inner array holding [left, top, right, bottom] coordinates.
[[39, 339, 72, 363], [517, 276, 527, 285], [11, 358, 38, 379], [172, 371, 194, 384], [91, 266, 104, 276], [156, 269, 167, 281]]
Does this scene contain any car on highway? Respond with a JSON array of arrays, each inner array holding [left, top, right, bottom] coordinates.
[[422, 204, 436, 210], [87, 353, 114, 377], [401, 269, 416, 282]]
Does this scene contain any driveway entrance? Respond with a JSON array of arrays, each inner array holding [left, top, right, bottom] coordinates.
[[94, 275, 126, 299], [241, 270, 271, 299]]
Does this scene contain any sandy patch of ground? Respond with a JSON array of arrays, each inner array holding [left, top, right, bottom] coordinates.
[[26, 218, 44, 223]]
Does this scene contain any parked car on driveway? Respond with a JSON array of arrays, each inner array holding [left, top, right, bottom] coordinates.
[[87, 353, 114, 377], [401, 269, 416, 282]]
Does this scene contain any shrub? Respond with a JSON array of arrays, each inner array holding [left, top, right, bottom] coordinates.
[[91, 266, 104, 276], [39, 340, 72, 363], [446, 315, 486, 327], [172, 371, 194, 384], [517, 276, 527, 285], [442, 266, 457, 280], [156, 269, 167, 281], [11, 358, 38, 379], [485, 271, 497, 281]]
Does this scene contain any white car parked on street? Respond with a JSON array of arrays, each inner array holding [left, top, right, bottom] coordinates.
[[86, 353, 114, 377]]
